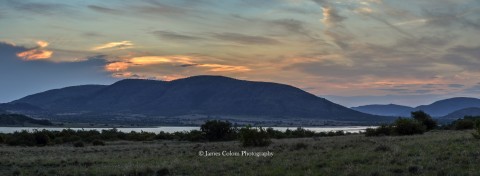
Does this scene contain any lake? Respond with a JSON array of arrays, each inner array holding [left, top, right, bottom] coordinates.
[[0, 126, 376, 133]]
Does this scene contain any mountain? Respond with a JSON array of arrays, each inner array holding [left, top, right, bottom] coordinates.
[[353, 97, 480, 118], [415, 97, 480, 117], [0, 114, 52, 126], [10, 75, 389, 122], [440, 107, 480, 120], [351, 104, 414, 117]]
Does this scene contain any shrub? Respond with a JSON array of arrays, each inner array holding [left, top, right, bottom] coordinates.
[[73, 141, 85, 147], [454, 119, 475, 130], [0, 134, 5, 144], [92, 140, 105, 146], [291, 142, 308, 150], [200, 120, 236, 141], [411, 111, 437, 131], [239, 126, 271, 147], [34, 133, 51, 146], [473, 123, 480, 139], [365, 125, 393, 136], [394, 118, 426, 135]]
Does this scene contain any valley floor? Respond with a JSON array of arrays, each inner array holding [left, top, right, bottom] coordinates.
[[1, 130, 479, 175]]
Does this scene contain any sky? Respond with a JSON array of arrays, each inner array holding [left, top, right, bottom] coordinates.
[[1, 0, 480, 107]]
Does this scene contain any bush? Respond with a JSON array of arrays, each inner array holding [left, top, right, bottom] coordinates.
[[394, 118, 426, 135], [365, 125, 393, 136], [73, 141, 85, 147], [92, 140, 105, 146], [239, 126, 271, 147], [291, 142, 308, 150], [473, 122, 480, 139], [200, 120, 236, 141], [454, 119, 476, 130], [34, 133, 51, 146], [411, 111, 437, 131], [0, 134, 5, 144]]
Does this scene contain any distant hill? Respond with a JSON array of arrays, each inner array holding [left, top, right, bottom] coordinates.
[[9, 75, 390, 122], [351, 104, 414, 117], [0, 102, 43, 112], [415, 97, 480, 117], [354, 97, 480, 118], [0, 114, 52, 126], [440, 107, 480, 120]]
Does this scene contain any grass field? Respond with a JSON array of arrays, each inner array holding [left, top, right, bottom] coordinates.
[[1, 130, 479, 175]]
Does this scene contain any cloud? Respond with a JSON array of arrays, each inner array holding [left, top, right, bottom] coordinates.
[[321, 7, 346, 27], [0, 42, 115, 102], [88, 5, 122, 15], [104, 55, 251, 79], [4, 0, 73, 16], [313, 0, 346, 27], [152, 31, 203, 41], [16, 40, 53, 60], [16, 49, 53, 60], [92, 41, 133, 50], [197, 64, 250, 72], [212, 33, 280, 45], [448, 84, 464, 88]]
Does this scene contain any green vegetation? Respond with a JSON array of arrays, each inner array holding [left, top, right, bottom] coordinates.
[[200, 120, 236, 141], [239, 126, 271, 147], [365, 111, 436, 136], [0, 120, 350, 147], [0, 130, 479, 175], [411, 111, 437, 131]]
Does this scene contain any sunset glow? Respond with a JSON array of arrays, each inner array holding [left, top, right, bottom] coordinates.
[[1, 0, 479, 106]]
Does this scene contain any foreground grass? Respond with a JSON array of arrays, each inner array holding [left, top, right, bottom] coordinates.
[[0, 130, 479, 175]]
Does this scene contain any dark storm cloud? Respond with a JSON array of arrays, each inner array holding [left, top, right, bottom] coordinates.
[[212, 33, 280, 45], [152, 31, 203, 41], [0, 42, 115, 103]]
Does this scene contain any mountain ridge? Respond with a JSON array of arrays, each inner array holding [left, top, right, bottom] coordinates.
[[8, 75, 391, 122], [353, 97, 480, 118]]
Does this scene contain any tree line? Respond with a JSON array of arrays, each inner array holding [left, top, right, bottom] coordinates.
[[0, 120, 351, 147]]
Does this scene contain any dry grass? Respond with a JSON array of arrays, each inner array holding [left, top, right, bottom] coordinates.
[[0, 130, 479, 175]]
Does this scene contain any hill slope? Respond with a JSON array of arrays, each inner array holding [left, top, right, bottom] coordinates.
[[11, 76, 389, 122], [0, 114, 52, 126], [415, 97, 480, 117], [351, 104, 414, 117], [440, 107, 480, 120]]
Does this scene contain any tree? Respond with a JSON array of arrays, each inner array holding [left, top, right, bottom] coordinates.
[[200, 120, 236, 141], [394, 118, 426, 135], [411, 111, 437, 131], [239, 126, 271, 147]]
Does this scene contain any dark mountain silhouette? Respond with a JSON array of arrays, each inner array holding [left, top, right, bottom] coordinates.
[[440, 107, 480, 120], [0, 102, 43, 112], [0, 114, 52, 126], [10, 76, 390, 122], [355, 97, 480, 118], [415, 97, 480, 117], [351, 104, 414, 117]]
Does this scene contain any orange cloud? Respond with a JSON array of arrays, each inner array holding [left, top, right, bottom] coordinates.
[[130, 56, 194, 65], [198, 64, 251, 72], [104, 55, 250, 80], [36, 40, 49, 48], [105, 62, 130, 72], [16, 40, 53, 60], [92, 41, 133, 50]]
